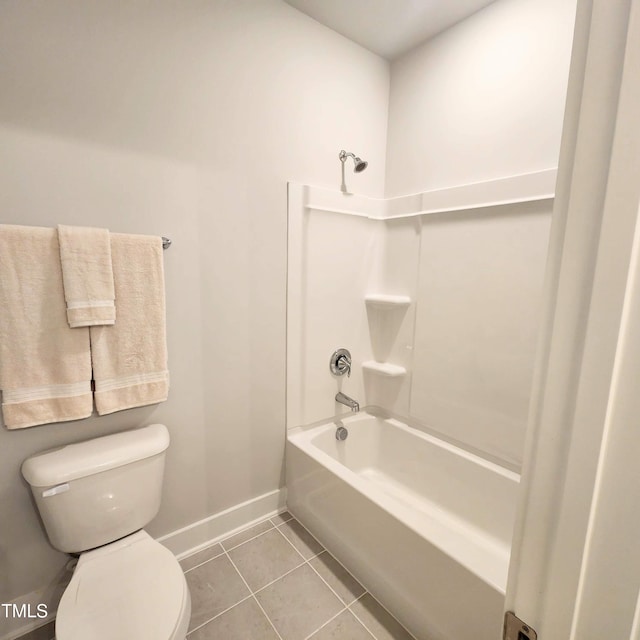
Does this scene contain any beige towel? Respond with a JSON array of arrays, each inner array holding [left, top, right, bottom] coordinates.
[[0, 225, 93, 429], [91, 233, 169, 414], [58, 224, 116, 328]]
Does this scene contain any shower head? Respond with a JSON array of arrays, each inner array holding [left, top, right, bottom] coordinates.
[[354, 157, 368, 172], [339, 150, 368, 173]]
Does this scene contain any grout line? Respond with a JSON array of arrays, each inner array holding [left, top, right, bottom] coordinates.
[[347, 592, 369, 607], [347, 599, 381, 640], [182, 506, 289, 565], [223, 549, 285, 640], [184, 518, 284, 636], [277, 516, 325, 549], [284, 519, 415, 639], [219, 519, 307, 595], [272, 521, 311, 562], [273, 517, 327, 562], [277, 519, 361, 604], [347, 593, 418, 640], [222, 521, 345, 639], [306, 554, 356, 606], [250, 593, 286, 640], [302, 604, 348, 640], [223, 548, 257, 596], [185, 593, 254, 636], [185, 515, 409, 640], [277, 519, 413, 639], [270, 511, 294, 525], [280, 521, 376, 639], [181, 547, 226, 573], [339, 594, 378, 640], [182, 515, 277, 571], [220, 522, 275, 553], [252, 558, 307, 594]]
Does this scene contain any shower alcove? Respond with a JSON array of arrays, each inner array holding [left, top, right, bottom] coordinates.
[[285, 169, 556, 640]]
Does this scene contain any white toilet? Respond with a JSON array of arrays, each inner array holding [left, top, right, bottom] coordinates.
[[22, 424, 191, 640]]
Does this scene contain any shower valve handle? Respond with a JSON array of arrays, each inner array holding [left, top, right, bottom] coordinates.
[[338, 355, 351, 377], [330, 348, 352, 377]]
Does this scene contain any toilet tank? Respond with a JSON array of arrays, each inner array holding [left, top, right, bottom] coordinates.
[[22, 424, 170, 553]]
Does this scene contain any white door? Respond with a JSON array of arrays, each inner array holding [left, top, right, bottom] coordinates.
[[504, 0, 640, 638]]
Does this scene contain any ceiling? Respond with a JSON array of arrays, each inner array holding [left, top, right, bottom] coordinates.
[[283, 0, 498, 60]]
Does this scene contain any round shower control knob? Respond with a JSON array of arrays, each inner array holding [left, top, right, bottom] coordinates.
[[330, 348, 352, 377]]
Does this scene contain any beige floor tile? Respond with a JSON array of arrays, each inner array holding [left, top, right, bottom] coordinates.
[[15, 621, 55, 640], [350, 594, 415, 640], [228, 528, 305, 591], [221, 519, 274, 551], [187, 597, 279, 640], [277, 519, 324, 559], [256, 564, 343, 640], [309, 552, 366, 605], [309, 610, 375, 640], [185, 554, 250, 631], [270, 510, 294, 526], [180, 543, 224, 571]]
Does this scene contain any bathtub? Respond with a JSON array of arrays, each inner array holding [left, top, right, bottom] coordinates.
[[286, 409, 520, 640]]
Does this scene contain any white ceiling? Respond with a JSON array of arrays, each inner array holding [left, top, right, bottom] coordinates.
[[283, 0, 498, 60]]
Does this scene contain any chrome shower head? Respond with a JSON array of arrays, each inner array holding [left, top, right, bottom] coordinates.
[[353, 157, 368, 172], [339, 150, 368, 173]]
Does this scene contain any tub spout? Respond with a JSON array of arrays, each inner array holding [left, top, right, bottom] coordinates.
[[336, 392, 359, 412]]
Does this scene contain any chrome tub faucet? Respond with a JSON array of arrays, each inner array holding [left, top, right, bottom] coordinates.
[[335, 391, 359, 412]]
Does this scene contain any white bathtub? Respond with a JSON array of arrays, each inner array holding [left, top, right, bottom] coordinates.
[[286, 410, 520, 640]]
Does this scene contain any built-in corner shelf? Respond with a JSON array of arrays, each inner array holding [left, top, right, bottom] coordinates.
[[364, 294, 411, 309], [362, 361, 407, 377]]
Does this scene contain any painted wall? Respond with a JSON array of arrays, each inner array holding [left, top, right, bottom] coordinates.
[[385, 0, 577, 196], [0, 0, 389, 617]]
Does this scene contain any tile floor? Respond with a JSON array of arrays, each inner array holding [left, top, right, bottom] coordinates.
[[181, 511, 416, 640], [18, 512, 415, 640], [15, 621, 55, 640]]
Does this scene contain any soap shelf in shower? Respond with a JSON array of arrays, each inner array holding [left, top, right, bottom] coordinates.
[[362, 361, 407, 377], [364, 294, 411, 309]]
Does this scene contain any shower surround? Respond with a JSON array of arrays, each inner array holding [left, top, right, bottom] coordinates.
[[286, 172, 554, 639]]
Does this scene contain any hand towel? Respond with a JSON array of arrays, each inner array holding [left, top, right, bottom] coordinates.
[[91, 233, 169, 414], [57, 224, 116, 328], [0, 225, 93, 429]]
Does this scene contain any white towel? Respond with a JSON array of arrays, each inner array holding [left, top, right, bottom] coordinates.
[[0, 225, 93, 429], [58, 224, 116, 328], [91, 233, 169, 414]]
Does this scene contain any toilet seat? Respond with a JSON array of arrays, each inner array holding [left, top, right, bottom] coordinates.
[[55, 530, 190, 640]]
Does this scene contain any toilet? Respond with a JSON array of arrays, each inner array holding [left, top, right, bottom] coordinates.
[[21, 424, 191, 640]]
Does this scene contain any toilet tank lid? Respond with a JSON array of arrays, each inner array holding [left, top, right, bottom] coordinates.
[[21, 424, 170, 487]]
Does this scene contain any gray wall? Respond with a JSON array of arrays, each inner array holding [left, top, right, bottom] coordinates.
[[0, 0, 389, 609]]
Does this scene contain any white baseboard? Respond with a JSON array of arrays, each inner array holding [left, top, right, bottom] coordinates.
[[158, 487, 287, 559]]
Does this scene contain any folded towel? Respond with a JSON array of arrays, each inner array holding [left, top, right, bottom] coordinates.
[[91, 233, 169, 414], [0, 225, 93, 429], [58, 224, 116, 328]]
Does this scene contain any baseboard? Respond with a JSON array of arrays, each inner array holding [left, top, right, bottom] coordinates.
[[158, 487, 287, 559]]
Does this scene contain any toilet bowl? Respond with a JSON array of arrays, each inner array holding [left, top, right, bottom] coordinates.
[[56, 530, 190, 640], [22, 424, 191, 640]]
